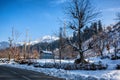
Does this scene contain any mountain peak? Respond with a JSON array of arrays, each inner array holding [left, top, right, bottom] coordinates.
[[18, 35, 59, 45], [40, 35, 59, 42], [36, 35, 59, 43]]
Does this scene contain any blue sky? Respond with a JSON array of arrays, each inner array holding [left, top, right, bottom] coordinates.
[[0, 0, 120, 42]]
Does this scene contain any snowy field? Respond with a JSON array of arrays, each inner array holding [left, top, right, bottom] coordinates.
[[0, 58, 120, 80]]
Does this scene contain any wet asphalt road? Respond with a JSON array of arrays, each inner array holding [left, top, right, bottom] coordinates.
[[0, 65, 65, 80]]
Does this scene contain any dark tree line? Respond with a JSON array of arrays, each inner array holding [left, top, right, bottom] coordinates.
[[72, 20, 103, 42]]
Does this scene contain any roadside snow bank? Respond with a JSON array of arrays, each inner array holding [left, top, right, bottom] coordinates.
[[3, 63, 120, 80]]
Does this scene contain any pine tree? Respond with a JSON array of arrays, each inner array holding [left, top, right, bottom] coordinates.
[[73, 31, 77, 42], [98, 20, 103, 32], [93, 22, 98, 34]]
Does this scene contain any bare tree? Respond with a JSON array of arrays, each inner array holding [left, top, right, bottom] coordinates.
[[92, 32, 108, 57], [33, 50, 39, 59], [66, 0, 99, 63], [8, 27, 21, 60], [112, 39, 118, 57], [111, 35, 120, 58], [14, 29, 21, 60]]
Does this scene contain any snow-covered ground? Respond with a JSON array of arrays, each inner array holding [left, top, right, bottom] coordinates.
[[1, 58, 120, 80], [36, 59, 74, 64]]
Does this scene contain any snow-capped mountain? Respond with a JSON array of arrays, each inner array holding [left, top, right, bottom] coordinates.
[[38, 35, 59, 43], [18, 35, 59, 45], [0, 41, 9, 50]]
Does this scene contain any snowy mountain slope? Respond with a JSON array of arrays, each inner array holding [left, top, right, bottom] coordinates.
[[0, 41, 9, 50], [37, 35, 59, 43], [18, 35, 59, 45]]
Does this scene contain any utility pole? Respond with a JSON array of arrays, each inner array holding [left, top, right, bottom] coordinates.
[[24, 29, 28, 59], [63, 20, 66, 38], [28, 37, 31, 59], [8, 37, 13, 61], [8, 27, 14, 61]]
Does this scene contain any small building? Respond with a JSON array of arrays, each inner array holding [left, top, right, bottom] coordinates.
[[40, 51, 54, 59]]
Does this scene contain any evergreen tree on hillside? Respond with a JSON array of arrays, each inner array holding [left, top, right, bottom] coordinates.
[[73, 31, 77, 42], [92, 22, 98, 34], [83, 26, 90, 41], [82, 22, 98, 41], [98, 20, 103, 32], [89, 23, 94, 36]]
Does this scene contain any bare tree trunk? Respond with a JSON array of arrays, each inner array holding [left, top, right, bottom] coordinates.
[[59, 48, 62, 65], [100, 50, 103, 57], [8, 51, 11, 61], [114, 46, 117, 58], [79, 51, 84, 63]]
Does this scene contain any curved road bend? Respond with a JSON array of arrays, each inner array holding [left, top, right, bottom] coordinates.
[[0, 65, 65, 80]]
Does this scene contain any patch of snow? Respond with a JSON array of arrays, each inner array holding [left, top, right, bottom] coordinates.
[[36, 59, 74, 64], [42, 51, 53, 54]]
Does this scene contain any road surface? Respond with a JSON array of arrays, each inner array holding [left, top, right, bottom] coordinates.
[[0, 65, 65, 80]]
